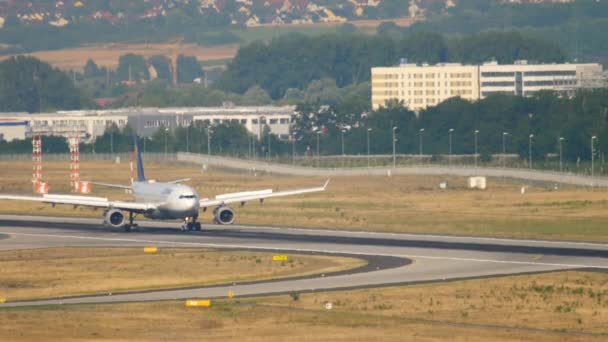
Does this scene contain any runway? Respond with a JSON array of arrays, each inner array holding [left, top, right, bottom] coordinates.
[[1, 214, 607, 307]]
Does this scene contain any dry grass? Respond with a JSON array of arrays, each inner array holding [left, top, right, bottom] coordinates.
[[1, 160, 608, 241], [0, 43, 239, 71], [0, 247, 364, 301], [1, 271, 606, 341]]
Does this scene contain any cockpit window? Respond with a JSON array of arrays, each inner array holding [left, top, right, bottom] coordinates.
[[179, 195, 196, 199]]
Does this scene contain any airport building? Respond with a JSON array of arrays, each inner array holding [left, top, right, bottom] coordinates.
[[0, 106, 296, 142], [371, 61, 604, 111]]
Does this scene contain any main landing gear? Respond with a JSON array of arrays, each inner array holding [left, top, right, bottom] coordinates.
[[182, 215, 202, 232], [124, 212, 140, 232]]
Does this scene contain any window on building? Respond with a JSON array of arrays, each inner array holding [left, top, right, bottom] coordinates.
[[523, 70, 576, 77]]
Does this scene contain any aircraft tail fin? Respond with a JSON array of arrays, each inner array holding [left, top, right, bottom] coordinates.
[[133, 136, 146, 182]]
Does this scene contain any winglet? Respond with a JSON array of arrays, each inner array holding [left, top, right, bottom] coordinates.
[[323, 179, 330, 190]]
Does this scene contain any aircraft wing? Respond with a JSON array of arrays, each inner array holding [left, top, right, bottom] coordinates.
[[199, 180, 329, 209], [0, 194, 156, 212]]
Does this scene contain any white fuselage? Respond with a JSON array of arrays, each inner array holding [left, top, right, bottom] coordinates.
[[132, 182, 200, 220]]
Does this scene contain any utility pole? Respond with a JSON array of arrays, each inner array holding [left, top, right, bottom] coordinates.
[[448, 128, 454, 166], [419, 128, 424, 161], [559, 137, 564, 172], [367, 128, 372, 168], [502, 132, 509, 169], [392, 126, 398, 168], [207, 127, 211, 156], [529, 134, 534, 170], [592, 135, 597, 177], [474, 130, 479, 168]]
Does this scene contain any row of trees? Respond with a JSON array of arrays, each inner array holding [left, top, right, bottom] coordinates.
[[4, 89, 606, 165], [409, 0, 608, 65], [83, 54, 204, 84], [0, 56, 92, 113], [216, 31, 566, 99]]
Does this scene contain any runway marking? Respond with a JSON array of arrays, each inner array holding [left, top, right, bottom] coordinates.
[[2, 214, 608, 248], [3, 231, 608, 271], [237, 226, 608, 248]]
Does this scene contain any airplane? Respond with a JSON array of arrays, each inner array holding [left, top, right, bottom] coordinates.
[[0, 137, 329, 232]]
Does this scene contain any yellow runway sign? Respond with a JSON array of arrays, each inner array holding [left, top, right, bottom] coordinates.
[[0, 298, 5, 303], [273, 255, 288, 261], [185, 299, 211, 307], [143, 246, 158, 253]]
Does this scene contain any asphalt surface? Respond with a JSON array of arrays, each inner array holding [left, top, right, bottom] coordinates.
[[1, 214, 607, 308]]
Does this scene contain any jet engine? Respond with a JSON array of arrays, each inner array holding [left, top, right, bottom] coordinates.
[[214, 206, 235, 225], [104, 209, 126, 227]]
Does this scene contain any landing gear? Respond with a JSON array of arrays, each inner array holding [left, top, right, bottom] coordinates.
[[182, 216, 202, 232], [123, 212, 140, 232]]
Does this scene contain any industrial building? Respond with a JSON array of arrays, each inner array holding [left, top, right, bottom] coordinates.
[[0, 106, 296, 142], [371, 61, 604, 111]]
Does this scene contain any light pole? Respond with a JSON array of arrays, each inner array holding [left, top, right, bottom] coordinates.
[[110, 129, 114, 155], [502, 132, 509, 169], [367, 128, 372, 168], [164, 127, 169, 156], [559, 137, 564, 172], [419, 128, 424, 160], [316, 131, 321, 167], [185, 124, 189, 153], [291, 134, 296, 164], [341, 129, 346, 168], [592, 135, 597, 177], [448, 128, 454, 166], [267, 131, 271, 160], [474, 129, 479, 168], [529, 134, 534, 169], [207, 127, 211, 156], [392, 126, 398, 168]]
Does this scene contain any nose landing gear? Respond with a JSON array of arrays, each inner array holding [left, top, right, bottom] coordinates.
[[182, 216, 202, 231]]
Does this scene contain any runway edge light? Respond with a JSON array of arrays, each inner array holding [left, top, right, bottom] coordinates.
[[185, 299, 211, 308], [144, 246, 158, 253]]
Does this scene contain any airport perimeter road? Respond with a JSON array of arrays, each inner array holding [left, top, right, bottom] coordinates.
[[1, 214, 607, 307], [179, 153, 608, 187]]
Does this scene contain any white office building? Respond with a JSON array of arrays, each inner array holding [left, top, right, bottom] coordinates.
[[371, 61, 604, 111], [0, 106, 296, 142]]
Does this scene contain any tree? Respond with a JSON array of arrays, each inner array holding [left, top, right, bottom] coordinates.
[[176, 55, 203, 84], [116, 54, 149, 82], [0, 56, 91, 113], [83, 59, 102, 78], [147, 55, 172, 81], [241, 85, 272, 105]]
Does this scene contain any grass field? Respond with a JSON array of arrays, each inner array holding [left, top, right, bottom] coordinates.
[[0, 18, 418, 71], [0, 43, 239, 71], [0, 247, 364, 301], [1, 160, 607, 241], [1, 271, 606, 341]]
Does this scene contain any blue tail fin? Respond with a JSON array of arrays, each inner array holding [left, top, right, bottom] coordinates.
[[133, 136, 146, 182]]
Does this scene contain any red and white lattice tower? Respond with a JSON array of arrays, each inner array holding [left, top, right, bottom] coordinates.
[[69, 133, 80, 193], [31, 135, 47, 194]]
